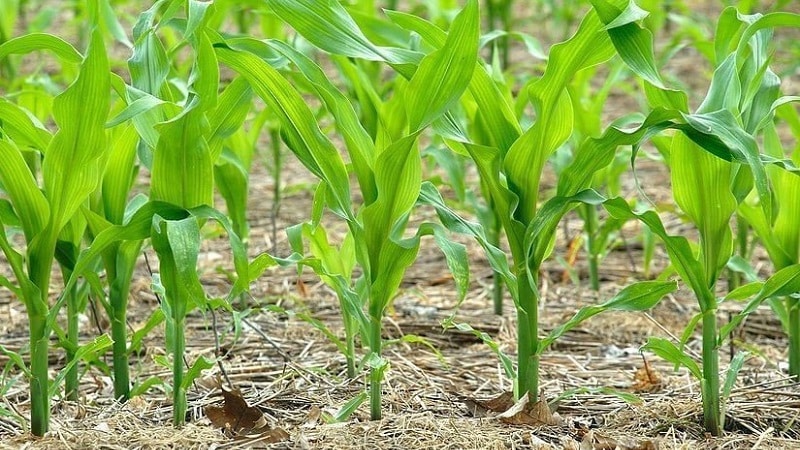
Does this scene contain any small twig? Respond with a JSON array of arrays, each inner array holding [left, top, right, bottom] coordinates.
[[641, 353, 656, 384], [241, 317, 292, 362], [143, 252, 162, 305], [209, 306, 233, 390]]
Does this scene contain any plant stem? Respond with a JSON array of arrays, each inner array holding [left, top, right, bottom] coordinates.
[[788, 296, 800, 378], [701, 307, 721, 436], [110, 279, 130, 401], [368, 315, 382, 420], [516, 267, 539, 402], [65, 280, 79, 401], [172, 316, 186, 427], [583, 204, 600, 291], [28, 312, 49, 436], [487, 214, 503, 315]]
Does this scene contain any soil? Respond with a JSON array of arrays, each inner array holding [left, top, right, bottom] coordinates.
[[1, 1, 800, 449]]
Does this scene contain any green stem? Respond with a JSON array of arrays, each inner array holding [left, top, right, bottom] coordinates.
[[488, 215, 503, 315], [515, 267, 539, 402], [172, 316, 186, 427], [28, 312, 50, 437], [499, 0, 511, 70], [110, 279, 131, 401], [701, 307, 721, 436], [583, 204, 600, 291], [368, 315, 382, 420], [270, 128, 282, 254], [65, 281, 79, 401], [788, 296, 800, 378]]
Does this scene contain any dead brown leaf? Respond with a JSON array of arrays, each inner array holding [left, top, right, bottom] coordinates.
[[205, 386, 268, 432], [462, 391, 515, 417], [580, 430, 657, 450], [495, 392, 563, 427]]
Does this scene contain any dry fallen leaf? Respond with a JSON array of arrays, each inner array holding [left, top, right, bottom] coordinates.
[[495, 392, 563, 426], [462, 391, 515, 417], [205, 387, 267, 432], [580, 429, 657, 450]]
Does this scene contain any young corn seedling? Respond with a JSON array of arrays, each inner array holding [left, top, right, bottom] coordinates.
[[384, 1, 681, 403], [579, 1, 800, 434], [0, 28, 113, 436], [219, 0, 478, 419]]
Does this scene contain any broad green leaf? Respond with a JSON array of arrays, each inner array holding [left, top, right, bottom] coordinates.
[[363, 133, 422, 274], [0, 140, 49, 240], [215, 45, 352, 219], [405, 0, 478, 131], [670, 133, 735, 285], [102, 124, 139, 225], [151, 103, 213, 209], [643, 337, 702, 380], [263, 39, 377, 204], [385, 10, 521, 151], [0, 100, 52, 150], [540, 281, 677, 352], [0, 33, 82, 63], [41, 29, 110, 235], [151, 215, 205, 321], [719, 264, 800, 342], [417, 182, 516, 299]]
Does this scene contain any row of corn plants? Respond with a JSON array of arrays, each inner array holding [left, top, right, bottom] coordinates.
[[0, 0, 798, 439]]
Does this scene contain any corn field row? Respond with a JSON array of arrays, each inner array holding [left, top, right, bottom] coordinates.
[[0, 0, 799, 443]]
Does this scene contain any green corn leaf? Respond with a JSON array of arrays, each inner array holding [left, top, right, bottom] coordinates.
[[417, 182, 516, 299], [670, 132, 735, 285], [643, 337, 702, 380], [363, 133, 422, 272], [151, 215, 205, 322], [189, 30, 219, 112], [266, 0, 410, 64], [214, 150, 249, 241], [215, 45, 353, 219], [151, 102, 213, 209], [41, 28, 110, 235], [405, 0, 478, 131], [602, 197, 714, 311], [540, 281, 677, 352], [505, 8, 615, 223], [0, 343, 31, 377], [590, 0, 687, 110], [181, 356, 215, 390], [385, 10, 521, 151], [719, 264, 800, 342], [443, 318, 516, 379], [0, 100, 52, 150], [48, 334, 113, 397], [102, 125, 139, 225], [0, 32, 82, 63], [263, 39, 376, 204], [0, 141, 49, 240], [722, 351, 747, 404], [207, 76, 252, 161]]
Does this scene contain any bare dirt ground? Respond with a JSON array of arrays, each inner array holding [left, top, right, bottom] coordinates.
[[2, 1, 800, 449]]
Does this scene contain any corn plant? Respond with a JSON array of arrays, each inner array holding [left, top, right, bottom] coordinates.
[[0, 28, 113, 436], [571, 2, 800, 435], [217, 0, 479, 419]]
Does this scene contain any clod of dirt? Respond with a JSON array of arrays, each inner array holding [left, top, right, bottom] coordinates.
[[631, 361, 666, 393]]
